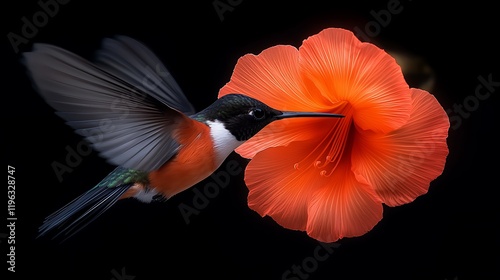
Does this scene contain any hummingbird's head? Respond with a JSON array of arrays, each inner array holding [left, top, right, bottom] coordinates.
[[195, 94, 344, 141], [196, 94, 282, 141]]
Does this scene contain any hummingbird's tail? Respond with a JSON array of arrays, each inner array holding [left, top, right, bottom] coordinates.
[[37, 167, 149, 241], [37, 184, 132, 241]]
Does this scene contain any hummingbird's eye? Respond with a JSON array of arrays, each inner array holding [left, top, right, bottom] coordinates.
[[249, 108, 266, 120]]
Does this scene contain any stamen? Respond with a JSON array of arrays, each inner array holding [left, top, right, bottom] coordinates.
[[294, 103, 354, 177], [294, 163, 300, 170], [323, 109, 352, 173], [315, 158, 330, 169], [321, 166, 336, 177]]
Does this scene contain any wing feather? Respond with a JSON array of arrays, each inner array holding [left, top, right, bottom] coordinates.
[[23, 40, 195, 172], [94, 36, 195, 115]]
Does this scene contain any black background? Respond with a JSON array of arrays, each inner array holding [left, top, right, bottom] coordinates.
[[2, 0, 499, 279]]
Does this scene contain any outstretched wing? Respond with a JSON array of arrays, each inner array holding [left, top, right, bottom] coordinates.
[[94, 36, 195, 115], [23, 37, 197, 172]]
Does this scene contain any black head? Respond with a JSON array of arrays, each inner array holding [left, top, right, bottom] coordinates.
[[192, 94, 344, 141], [192, 94, 280, 141]]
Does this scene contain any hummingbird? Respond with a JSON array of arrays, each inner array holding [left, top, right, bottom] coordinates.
[[23, 36, 343, 240]]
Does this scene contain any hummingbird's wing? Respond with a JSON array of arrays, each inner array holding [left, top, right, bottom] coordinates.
[[23, 40, 196, 172], [94, 36, 196, 115]]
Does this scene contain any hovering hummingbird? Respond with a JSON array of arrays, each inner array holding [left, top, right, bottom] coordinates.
[[23, 36, 343, 240]]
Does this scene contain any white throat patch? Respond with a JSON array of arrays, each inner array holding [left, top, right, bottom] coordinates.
[[206, 120, 244, 165]]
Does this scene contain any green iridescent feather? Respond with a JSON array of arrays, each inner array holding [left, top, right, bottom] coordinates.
[[95, 167, 149, 189]]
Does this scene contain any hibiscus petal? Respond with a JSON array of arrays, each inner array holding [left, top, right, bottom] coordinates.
[[306, 158, 383, 243], [235, 98, 350, 159], [299, 28, 412, 133], [235, 118, 324, 158], [351, 88, 450, 206], [245, 141, 332, 231], [219, 45, 330, 111]]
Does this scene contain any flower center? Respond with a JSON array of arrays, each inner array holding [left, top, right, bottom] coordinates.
[[294, 102, 354, 177]]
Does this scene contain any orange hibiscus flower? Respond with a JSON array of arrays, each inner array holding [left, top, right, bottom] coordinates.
[[218, 28, 449, 242]]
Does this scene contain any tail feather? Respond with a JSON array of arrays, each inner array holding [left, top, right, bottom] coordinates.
[[38, 184, 133, 241]]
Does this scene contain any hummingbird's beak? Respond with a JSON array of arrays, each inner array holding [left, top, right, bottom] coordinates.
[[276, 111, 344, 119]]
